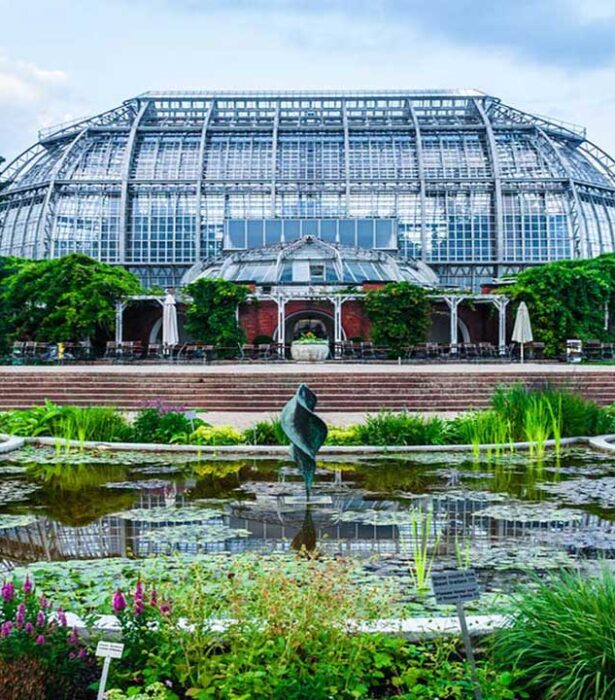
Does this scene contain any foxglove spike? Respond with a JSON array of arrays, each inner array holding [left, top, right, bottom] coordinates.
[[280, 384, 328, 498]]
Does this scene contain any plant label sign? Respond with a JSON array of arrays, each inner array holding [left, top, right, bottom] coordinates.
[[431, 569, 480, 606], [96, 641, 124, 659], [431, 569, 482, 700], [96, 641, 125, 700]]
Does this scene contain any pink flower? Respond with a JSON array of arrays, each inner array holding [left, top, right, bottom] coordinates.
[[149, 588, 158, 607], [38, 595, 49, 609], [112, 589, 127, 614], [159, 602, 172, 616], [35, 635, 45, 645], [36, 610, 45, 627], [133, 579, 145, 615], [78, 648, 87, 658], [24, 622, 34, 634], [23, 577, 33, 595], [57, 606, 67, 627], [0, 621, 12, 637], [1, 582, 14, 602], [15, 603, 25, 628], [68, 626, 79, 645]]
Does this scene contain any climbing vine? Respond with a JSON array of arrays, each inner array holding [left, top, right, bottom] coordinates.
[[364, 282, 432, 357], [502, 254, 615, 357], [184, 278, 250, 350]]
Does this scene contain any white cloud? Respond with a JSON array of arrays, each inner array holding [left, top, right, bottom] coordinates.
[[0, 54, 68, 104], [0, 54, 71, 161]]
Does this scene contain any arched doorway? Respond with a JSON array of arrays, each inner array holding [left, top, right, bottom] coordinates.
[[428, 312, 470, 344], [277, 310, 340, 343]]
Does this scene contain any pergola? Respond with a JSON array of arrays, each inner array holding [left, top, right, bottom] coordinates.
[[116, 290, 510, 356]]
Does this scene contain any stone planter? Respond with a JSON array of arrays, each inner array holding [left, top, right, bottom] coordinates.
[[290, 342, 330, 362]]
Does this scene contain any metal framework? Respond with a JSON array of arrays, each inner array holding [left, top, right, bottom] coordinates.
[[2, 90, 615, 290]]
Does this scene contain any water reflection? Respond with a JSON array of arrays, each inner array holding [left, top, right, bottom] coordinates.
[[0, 450, 611, 574]]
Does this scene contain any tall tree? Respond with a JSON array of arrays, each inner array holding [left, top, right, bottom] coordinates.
[[1, 254, 142, 343]]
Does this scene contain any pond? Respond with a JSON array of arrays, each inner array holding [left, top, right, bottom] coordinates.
[[0, 446, 612, 591]]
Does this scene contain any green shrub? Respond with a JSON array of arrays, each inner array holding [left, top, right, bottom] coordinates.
[[191, 424, 244, 445], [493, 569, 615, 700], [354, 411, 448, 446], [325, 425, 361, 446], [107, 684, 177, 700], [252, 334, 273, 345], [245, 416, 290, 445], [0, 401, 132, 442], [153, 558, 515, 699], [132, 408, 203, 444]]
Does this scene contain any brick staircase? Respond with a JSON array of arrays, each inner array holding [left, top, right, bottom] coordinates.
[[1, 369, 614, 412]]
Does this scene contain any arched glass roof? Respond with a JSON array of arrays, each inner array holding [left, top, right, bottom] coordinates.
[[1, 90, 615, 290], [182, 236, 440, 287]]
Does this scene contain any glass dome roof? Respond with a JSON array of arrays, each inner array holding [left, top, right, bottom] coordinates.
[[181, 236, 440, 287], [1, 90, 615, 290]]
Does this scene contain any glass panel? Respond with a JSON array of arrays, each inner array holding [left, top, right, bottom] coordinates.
[[339, 220, 355, 246], [265, 220, 282, 245], [320, 219, 337, 242], [247, 220, 263, 248], [284, 219, 301, 241], [357, 219, 374, 248], [227, 220, 246, 249]]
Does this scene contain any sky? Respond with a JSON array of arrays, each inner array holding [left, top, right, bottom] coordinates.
[[2, 0, 615, 163]]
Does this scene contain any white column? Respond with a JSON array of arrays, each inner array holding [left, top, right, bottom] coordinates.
[[115, 302, 126, 344], [445, 296, 462, 354], [497, 297, 509, 356], [277, 296, 286, 358]]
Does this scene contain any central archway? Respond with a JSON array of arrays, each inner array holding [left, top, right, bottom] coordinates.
[[276, 310, 342, 343]]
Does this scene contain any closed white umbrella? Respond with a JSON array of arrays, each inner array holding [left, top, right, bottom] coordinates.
[[512, 301, 533, 363], [162, 293, 179, 349]]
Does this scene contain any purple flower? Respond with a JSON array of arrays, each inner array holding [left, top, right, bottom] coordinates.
[[39, 595, 49, 609], [112, 589, 127, 614], [1, 582, 15, 602], [159, 601, 172, 616], [0, 621, 12, 638], [36, 610, 45, 627], [15, 603, 25, 628], [23, 577, 33, 595], [149, 588, 158, 607], [57, 606, 67, 627], [35, 634, 45, 645], [133, 580, 145, 615], [68, 626, 79, 646], [24, 622, 34, 634], [78, 647, 87, 658]]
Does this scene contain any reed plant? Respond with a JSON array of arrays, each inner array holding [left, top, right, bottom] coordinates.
[[405, 505, 443, 594], [493, 569, 615, 700]]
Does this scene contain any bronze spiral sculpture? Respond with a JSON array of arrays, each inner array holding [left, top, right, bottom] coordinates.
[[280, 384, 328, 498]]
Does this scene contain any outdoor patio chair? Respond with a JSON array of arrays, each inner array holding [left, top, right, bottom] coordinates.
[[601, 342, 615, 360], [528, 342, 545, 360], [341, 341, 357, 360], [461, 343, 478, 360], [360, 341, 376, 361], [584, 340, 602, 361], [478, 342, 496, 358], [147, 343, 163, 359], [257, 343, 272, 360], [240, 344, 256, 361]]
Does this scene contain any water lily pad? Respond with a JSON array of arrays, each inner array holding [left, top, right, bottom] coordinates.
[[333, 509, 425, 526], [138, 523, 250, 546], [472, 503, 583, 523], [539, 477, 615, 508], [0, 514, 37, 529], [114, 506, 224, 523], [0, 481, 38, 504], [104, 479, 172, 490]]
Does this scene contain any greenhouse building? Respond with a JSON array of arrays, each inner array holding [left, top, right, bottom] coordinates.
[[1, 89, 615, 348]]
